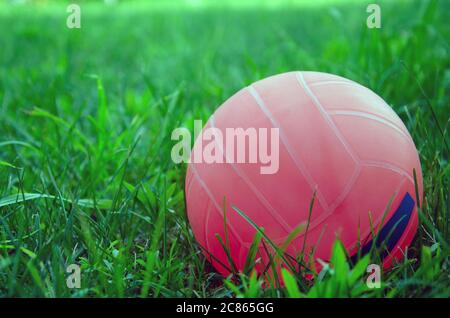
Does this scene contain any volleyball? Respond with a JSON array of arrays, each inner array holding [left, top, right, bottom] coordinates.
[[185, 71, 423, 277]]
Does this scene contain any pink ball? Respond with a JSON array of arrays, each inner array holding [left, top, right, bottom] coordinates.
[[185, 71, 423, 277]]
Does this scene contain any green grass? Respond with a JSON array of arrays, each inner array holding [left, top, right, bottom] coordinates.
[[0, 0, 448, 297]]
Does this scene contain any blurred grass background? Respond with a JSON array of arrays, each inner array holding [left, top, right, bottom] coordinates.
[[0, 0, 448, 297]]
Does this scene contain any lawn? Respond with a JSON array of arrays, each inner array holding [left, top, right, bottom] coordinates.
[[0, 0, 448, 297]]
